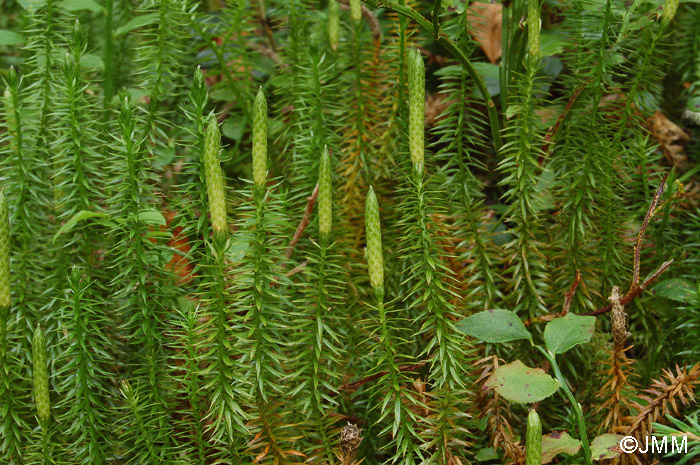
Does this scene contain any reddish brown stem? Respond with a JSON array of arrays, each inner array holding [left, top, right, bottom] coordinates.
[[334, 362, 428, 395], [539, 80, 587, 164], [632, 173, 668, 289], [582, 259, 673, 317], [524, 270, 580, 326], [284, 184, 319, 260]]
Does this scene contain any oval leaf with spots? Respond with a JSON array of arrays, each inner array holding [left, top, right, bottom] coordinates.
[[654, 279, 699, 306], [544, 313, 596, 354], [484, 360, 559, 404], [542, 431, 581, 464], [590, 434, 623, 461], [456, 309, 531, 343]]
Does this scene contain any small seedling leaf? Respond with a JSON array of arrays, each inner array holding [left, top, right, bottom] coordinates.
[[456, 309, 531, 343], [590, 434, 623, 461], [54, 210, 110, 242], [544, 313, 596, 354], [475, 447, 499, 462], [138, 210, 167, 226], [0, 30, 24, 45], [60, 0, 102, 12], [115, 13, 159, 36], [541, 431, 581, 464], [484, 360, 559, 404], [654, 279, 699, 305]]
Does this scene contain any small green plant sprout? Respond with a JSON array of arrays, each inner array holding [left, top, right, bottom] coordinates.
[[407, 48, 425, 177], [328, 0, 340, 52], [252, 87, 268, 188], [661, 0, 680, 27], [318, 146, 332, 240], [349, 0, 362, 26], [526, 409, 542, 465], [202, 115, 227, 235], [457, 309, 621, 464], [32, 324, 50, 426], [527, 0, 541, 65], [365, 186, 384, 300], [0, 191, 9, 311]]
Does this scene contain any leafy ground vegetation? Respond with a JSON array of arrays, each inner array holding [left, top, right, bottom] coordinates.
[[1, 0, 700, 463]]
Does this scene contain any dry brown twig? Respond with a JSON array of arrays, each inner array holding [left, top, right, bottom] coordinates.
[[524, 270, 580, 326], [284, 183, 319, 260], [525, 175, 674, 326], [614, 364, 700, 464], [334, 361, 429, 395], [335, 423, 364, 465], [475, 356, 525, 464], [595, 286, 636, 435]]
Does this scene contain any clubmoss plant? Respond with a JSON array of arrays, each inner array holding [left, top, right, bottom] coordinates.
[[0, 1, 696, 463]]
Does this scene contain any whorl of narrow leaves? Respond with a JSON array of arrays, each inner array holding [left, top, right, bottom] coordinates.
[[528, 0, 541, 65], [194, 65, 205, 93], [349, 0, 362, 25], [525, 409, 542, 465], [408, 49, 425, 175], [661, 0, 679, 27], [365, 187, 384, 294], [203, 116, 227, 234], [33, 325, 50, 424], [328, 0, 340, 52], [318, 146, 332, 237], [0, 193, 9, 309], [253, 87, 268, 187]]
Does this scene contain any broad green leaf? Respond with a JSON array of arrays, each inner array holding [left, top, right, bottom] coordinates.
[[54, 210, 109, 242], [222, 116, 246, 142], [0, 30, 24, 46], [654, 279, 699, 305], [475, 447, 499, 462], [542, 431, 581, 463], [138, 210, 166, 226], [544, 313, 596, 354], [227, 238, 249, 264], [456, 310, 531, 343], [17, 0, 47, 10], [115, 14, 159, 36], [472, 62, 501, 98], [82, 54, 105, 72], [590, 434, 623, 461], [485, 360, 559, 404], [540, 31, 569, 57], [60, 0, 102, 11]]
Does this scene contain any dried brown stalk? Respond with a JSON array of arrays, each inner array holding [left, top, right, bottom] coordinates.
[[524, 271, 580, 326], [334, 361, 429, 394], [285, 184, 319, 259], [475, 356, 525, 464], [335, 423, 364, 465], [526, 175, 674, 325], [595, 286, 635, 433], [614, 364, 700, 464]]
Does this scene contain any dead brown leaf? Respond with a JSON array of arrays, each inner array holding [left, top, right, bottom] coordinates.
[[647, 110, 690, 167], [467, 2, 502, 63]]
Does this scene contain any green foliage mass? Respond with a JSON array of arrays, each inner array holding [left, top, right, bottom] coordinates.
[[0, 0, 699, 463]]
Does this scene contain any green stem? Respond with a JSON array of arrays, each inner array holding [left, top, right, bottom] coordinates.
[[41, 422, 52, 465], [500, 3, 509, 110], [104, 0, 114, 110], [536, 345, 592, 465], [363, 0, 502, 151], [431, 0, 440, 39]]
